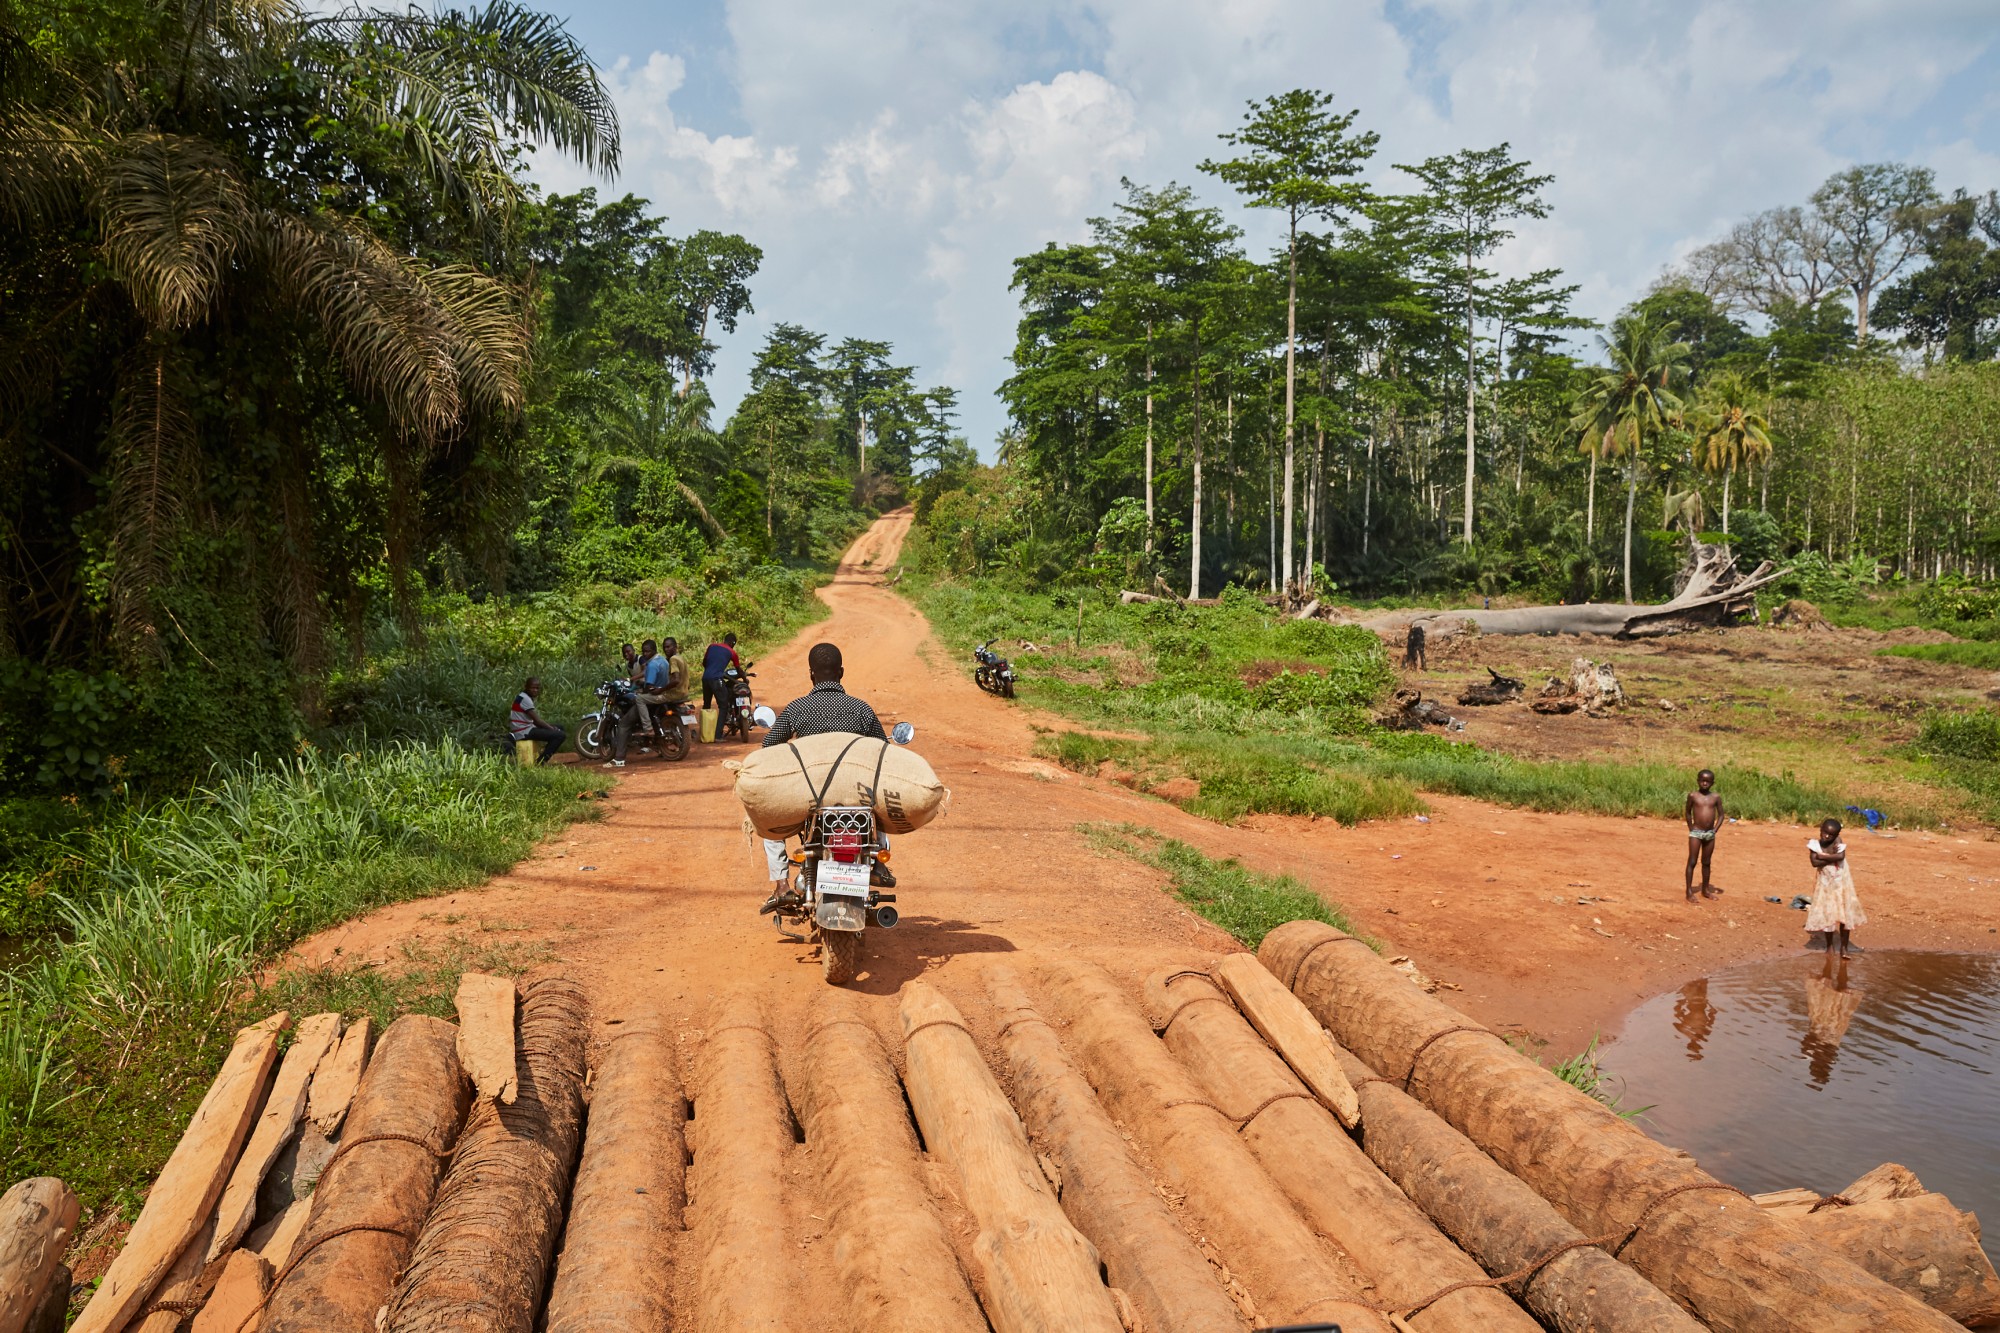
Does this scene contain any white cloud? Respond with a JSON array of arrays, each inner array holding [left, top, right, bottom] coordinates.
[[539, 0, 2000, 451]]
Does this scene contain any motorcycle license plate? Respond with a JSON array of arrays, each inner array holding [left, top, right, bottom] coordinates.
[[817, 860, 872, 897]]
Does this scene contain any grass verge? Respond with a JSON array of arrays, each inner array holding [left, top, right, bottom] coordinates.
[[1080, 822, 1377, 950], [1883, 640, 2000, 670], [0, 743, 602, 1210]]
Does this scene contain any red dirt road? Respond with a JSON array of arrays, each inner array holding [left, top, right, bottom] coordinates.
[[292, 510, 2000, 1057]]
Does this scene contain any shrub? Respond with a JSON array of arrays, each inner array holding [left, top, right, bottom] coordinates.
[[1916, 709, 2000, 763]]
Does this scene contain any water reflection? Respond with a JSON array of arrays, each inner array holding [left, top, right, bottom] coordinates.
[[1603, 951, 2000, 1262]]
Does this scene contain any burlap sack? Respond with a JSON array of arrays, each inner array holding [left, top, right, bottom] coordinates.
[[732, 732, 948, 838]]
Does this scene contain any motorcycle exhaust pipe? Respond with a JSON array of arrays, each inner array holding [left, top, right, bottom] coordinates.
[[870, 903, 899, 929]]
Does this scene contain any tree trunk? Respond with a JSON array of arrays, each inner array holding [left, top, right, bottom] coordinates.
[[988, 970, 1245, 1333], [899, 982, 1125, 1333], [1147, 971, 1540, 1333], [1364, 433, 1376, 556], [1326, 1042, 1704, 1333], [1723, 472, 1732, 535], [1144, 323, 1155, 555], [1034, 960, 1394, 1332], [1189, 322, 1204, 601], [1260, 921, 1963, 1333], [0, 1178, 79, 1333], [688, 1004, 798, 1332], [1283, 215, 1298, 589], [1586, 449, 1598, 541], [544, 1026, 685, 1333], [1622, 456, 1639, 603], [1792, 1196, 2000, 1327], [265, 1016, 471, 1333], [1463, 253, 1476, 545], [796, 998, 986, 1333], [383, 977, 589, 1333]]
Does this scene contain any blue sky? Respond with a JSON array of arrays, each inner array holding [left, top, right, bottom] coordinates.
[[529, 1, 2000, 452]]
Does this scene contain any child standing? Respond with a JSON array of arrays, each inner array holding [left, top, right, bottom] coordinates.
[[1684, 768, 1723, 901], [1806, 817, 1866, 958]]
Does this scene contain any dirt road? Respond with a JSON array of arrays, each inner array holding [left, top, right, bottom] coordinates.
[[297, 510, 2000, 1052]]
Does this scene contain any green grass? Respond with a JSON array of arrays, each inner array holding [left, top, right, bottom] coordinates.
[[1882, 640, 2000, 669], [0, 743, 602, 1209], [1080, 822, 1376, 950]]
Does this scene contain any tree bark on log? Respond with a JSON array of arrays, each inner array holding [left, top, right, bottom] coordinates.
[[898, 981, 1124, 1333], [263, 1015, 471, 1333], [987, 970, 1247, 1333], [1325, 1041, 1703, 1333], [0, 1178, 79, 1333], [1146, 971, 1538, 1333], [73, 1012, 287, 1333], [383, 976, 589, 1333], [796, 998, 987, 1333], [689, 1003, 798, 1332], [1793, 1196, 2000, 1327], [1404, 545, 1786, 639], [1034, 960, 1393, 1333], [1261, 920, 1962, 1333], [207, 1012, 342, 1263], [544, 1025, 685, 1333]]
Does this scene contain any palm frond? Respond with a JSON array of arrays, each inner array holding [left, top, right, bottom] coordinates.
[[0, 106, 101, 229], [94, 132, 253, 328], [418, 263, 529, 415]]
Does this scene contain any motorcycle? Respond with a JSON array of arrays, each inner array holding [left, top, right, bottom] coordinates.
[[576, 679, 696, 762], [973, 639, 1016, 698], [769, 718, 916, 985], [717, 663, 759, 741]]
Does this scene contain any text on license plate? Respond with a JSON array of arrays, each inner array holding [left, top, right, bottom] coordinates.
[[817, 861, 872, 895]]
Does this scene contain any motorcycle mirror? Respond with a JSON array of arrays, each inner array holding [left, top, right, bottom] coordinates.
[[891, 722, 916, 745], [752, 705, 777, 729]]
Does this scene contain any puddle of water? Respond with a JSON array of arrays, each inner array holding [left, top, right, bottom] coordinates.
[[1601, 950, 2000, 1259]]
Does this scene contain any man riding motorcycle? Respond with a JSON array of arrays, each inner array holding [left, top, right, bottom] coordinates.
[[759, 642, 896, 913]]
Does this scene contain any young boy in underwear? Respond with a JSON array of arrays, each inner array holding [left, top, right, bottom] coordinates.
[[1684, 769, 1723, 902]]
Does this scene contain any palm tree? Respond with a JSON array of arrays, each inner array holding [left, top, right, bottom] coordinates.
[[0, 0, 616, 661], [1571, 315, 1691, 601], [1691, 371, 1774, 536]]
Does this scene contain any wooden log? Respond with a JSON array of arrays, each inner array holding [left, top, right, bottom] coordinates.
[[263, 1015, 471, 1333], [0, 1177, 80, 1333], [544, 1025, 686, 1333], [246, 1199, 311, 1271], [1262, 920, 1961, 1333], [795, 998, 986, 1333], [1208, 953, 1358, 1127], [1034, 960, 1392, 1333], [307, 1015, 371, 1136], [898, 981, 1124, 1333], [383, 976, 589, 1333], [190, 1250, 269, 1333], [1147, 970, 1538, 1333], [129, 1218, 215, 1333], [1757, 1165, 1932, 1220], [987, 970, 1246, 1333], [206, 1012, 342, 1263], [1325, 1039, 1703, 1333], [689, 1001, 797, 1332], [73, 1012, 288, 1333], [1794, 1195, 2000, 1327], [22, 1266, 65, 1333], [454, 973, 519, 1105]]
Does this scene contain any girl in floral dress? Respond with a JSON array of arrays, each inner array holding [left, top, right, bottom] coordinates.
[[1806, 817, 1866, 958]]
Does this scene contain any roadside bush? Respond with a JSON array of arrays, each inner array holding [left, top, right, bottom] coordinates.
[[1916, 709, 2000, 763]]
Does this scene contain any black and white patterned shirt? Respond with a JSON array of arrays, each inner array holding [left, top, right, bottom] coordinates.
[[761, 679, 886, 747]]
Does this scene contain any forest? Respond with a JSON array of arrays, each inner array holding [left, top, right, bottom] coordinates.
[[912, 91, 2000, 611]]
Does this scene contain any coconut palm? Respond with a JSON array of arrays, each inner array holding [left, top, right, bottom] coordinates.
[[0, 0, 616, 663], [1571, 315, 1691, 601], [1691, 371, 1774, 536]]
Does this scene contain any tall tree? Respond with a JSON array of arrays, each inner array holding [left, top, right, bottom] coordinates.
[[1873, 191, 2000, 363], [1810, 163, 1939, 343], [1398, 144, 1554, 546], [1572, 315, 1690, 600], [672, 230, 762, 393], [1690, 371, 1774, 534], [1201, 90, 1377, 592]]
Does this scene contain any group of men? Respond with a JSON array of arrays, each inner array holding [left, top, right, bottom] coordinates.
[[603, 632, 746, 766]]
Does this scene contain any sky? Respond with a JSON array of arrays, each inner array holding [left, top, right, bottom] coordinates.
[[528, 0, 2000, 453]]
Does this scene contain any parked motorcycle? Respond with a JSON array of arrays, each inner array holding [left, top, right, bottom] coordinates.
[[770, 719, 916, 984], [717, 663, 759, 741], [973, 639, 1016, 698], [576, 679, 696, 762]]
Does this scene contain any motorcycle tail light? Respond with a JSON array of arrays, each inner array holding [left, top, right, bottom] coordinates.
[[828, 830, 863, 863]]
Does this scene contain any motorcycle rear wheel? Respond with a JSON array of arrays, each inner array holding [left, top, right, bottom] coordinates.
[[663, 723, 691, 761], [576, 717, 609, 761], [818, 927, 863, 984], [1001, 676, 1015, 699]]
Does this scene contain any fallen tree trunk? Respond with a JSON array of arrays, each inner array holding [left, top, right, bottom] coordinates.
[[207, 1012, 342, 1263], [263, 1015, 471, 1333], [689, 1002, 798, 1332], [384, 976, 589, 1333], [543, 1024, 684, 1333], [1262, 920, 1962, 1333], [1035, 960, 1392, 1333], [899, 981, 1124, 1333], [1146, 970, 1538, 1333], [1410, 550, 1786, 640], [987, 970, 1246, 1333], [1325, 1040, 1703, 1333], [0, 1178, 79, 1333], [1794, 1195, 2000, 1327], [74, 1012, 287, 1333], [797, 998, 987, 1333]]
